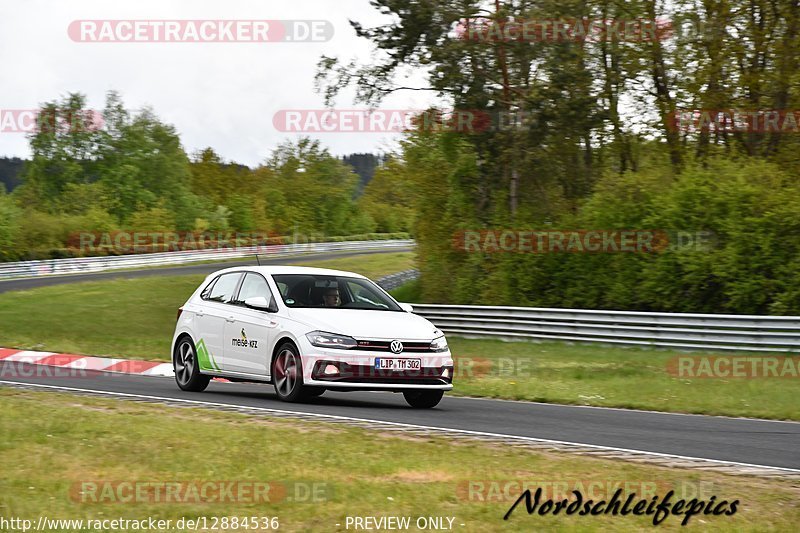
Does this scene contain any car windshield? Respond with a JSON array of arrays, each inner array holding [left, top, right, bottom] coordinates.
[[272, 274, 402, 311]]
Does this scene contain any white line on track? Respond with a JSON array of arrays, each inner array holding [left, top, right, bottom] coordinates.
[[2, 379, 798, 475]]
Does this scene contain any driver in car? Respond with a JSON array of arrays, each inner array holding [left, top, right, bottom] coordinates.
[[323, 287, 341, 307]]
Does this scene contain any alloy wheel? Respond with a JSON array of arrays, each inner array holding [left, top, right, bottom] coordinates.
[[274, 349, 298, 397], [175, 341, 195, 386]]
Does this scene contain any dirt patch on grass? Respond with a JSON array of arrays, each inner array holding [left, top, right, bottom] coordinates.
[[386, 470, 456, 483]]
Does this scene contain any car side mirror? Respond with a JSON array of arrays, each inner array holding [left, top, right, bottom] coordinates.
[[245, 296, 277, 312], [398, 302, 414, 313]]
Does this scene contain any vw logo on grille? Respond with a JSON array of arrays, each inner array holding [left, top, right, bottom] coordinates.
[[389, 340, 404, 354]]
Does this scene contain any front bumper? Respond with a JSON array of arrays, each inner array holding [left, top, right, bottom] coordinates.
[[298, 344, 454, 391]]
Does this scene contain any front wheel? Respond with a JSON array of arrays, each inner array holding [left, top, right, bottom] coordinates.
[[174, 337, 210, 392], [403, 390, 444, 408], [272, 343, 310, 402]]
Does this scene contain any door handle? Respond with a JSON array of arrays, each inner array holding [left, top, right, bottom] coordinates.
[[196, 310, 204, 317], [226, 316, 236, 323], [267, 320, 278, 328]]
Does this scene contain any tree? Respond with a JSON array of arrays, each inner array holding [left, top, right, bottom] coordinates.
[[358, 157, 415, 232], [260, 138, 368, 236], [0, 188, 21, 260], [0, 157, 25, 193], [16, 93, 101, 211]]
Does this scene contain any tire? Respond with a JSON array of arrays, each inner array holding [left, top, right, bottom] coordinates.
[[272, 342, 310, 402], [403, 390, 444, 408], [174, 337, 211, 392]]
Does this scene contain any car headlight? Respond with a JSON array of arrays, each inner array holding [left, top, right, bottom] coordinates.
[[430, 336, 448, 352], [306, 331, 357, 349]]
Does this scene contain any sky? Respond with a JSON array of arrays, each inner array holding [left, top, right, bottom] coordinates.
[[0, 0, 443, 166]]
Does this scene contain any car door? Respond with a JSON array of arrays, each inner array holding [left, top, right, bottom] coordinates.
[[223, 272, 279, 375], [194, 272, 243, 372]]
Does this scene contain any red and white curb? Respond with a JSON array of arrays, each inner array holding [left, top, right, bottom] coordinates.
[[0, 348, 173, 377]]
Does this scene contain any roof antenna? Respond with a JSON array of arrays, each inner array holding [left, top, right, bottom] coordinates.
[[255, 254, 261, 266]]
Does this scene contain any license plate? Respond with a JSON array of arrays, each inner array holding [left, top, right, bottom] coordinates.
[[374, 358, 421, 371]]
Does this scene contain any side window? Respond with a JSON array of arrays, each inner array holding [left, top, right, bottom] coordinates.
[[345, 279, 387, 309], [205, 273, 242, 304], [347, 281, 366, 299], [235, 273, 274, 304], [200, 277, 218, 300]]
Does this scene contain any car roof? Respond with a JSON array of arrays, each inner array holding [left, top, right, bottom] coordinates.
[[208, 265, 367, 279]]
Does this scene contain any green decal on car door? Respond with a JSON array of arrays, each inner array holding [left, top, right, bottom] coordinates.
[[196, 339, 220, 371]]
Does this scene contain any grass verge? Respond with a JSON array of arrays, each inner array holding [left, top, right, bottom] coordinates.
[[446, 337, 799, 420], [1, 389, 797, 532]]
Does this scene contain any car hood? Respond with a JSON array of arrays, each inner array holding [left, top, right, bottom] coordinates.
[[286, 308, 442, 341]]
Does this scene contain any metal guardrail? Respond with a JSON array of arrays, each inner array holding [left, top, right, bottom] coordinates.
[[409, 303, 800, 353], [376, 269, 420, 291], [0, 240, 415, 281]]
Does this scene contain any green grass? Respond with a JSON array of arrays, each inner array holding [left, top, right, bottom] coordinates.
[[1, 389, 797, 532], [389, 279, 422, 303], [298, 251, 415, 279], [446, 337, 800, 420], [0, 252, 415, 360]]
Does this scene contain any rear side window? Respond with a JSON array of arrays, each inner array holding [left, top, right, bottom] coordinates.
[[200, 278, 217, 300], [204, 273, 241, 304]]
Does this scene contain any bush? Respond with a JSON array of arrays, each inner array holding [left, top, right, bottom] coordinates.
[[0, 192, 22, 260], [410, 149, 800, 314]]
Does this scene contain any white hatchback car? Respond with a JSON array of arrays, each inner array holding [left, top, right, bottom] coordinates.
[[172, 266, 453, 408]]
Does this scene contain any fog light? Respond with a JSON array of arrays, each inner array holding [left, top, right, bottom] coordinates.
[[324, 364, 340, 376], [442, 368, 451, 379]]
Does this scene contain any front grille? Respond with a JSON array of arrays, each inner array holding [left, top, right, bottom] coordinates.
[[330, 377, 449, 385], [311, 362, 452, 385], [352, 340, 432, 353]]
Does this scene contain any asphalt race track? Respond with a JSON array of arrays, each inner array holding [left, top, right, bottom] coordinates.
[[0, 247, 414, 294], [1, 361, 798, 472], [2, 245, 798, 474]]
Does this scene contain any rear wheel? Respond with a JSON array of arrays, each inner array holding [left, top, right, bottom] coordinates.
[[403, 390, 444, 408], [174, 337, 210, 392], [272, 343, 310, 402]]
